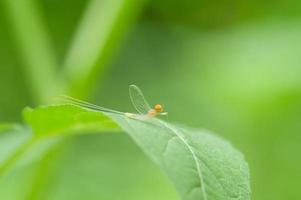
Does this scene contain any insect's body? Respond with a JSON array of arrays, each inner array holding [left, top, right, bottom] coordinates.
[[125, 106, 164, 120], [147, 109, 158, 118]]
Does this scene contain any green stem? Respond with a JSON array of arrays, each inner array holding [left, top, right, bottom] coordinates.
[[2, 0, 58, 104], [58, 0, 145, 98]]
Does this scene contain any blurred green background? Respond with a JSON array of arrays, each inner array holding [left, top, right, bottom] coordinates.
[[0, 0, 301, 199]]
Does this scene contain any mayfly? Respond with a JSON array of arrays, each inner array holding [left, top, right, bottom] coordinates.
[[61, 85, 167, 120]]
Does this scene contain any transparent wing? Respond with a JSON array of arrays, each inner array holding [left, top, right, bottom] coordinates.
[[129, 85, 152, 114]]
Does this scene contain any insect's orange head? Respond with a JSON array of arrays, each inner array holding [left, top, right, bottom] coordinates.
[[154, 104, 163, 113]]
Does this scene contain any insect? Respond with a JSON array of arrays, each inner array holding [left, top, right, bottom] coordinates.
[[61, 85, 167, 120]]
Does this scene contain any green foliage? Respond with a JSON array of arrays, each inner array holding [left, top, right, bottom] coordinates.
[[0, 105, 250, 199], [23, 105, 119, 135], [108, 113, 251, 200], [1, 0, 300, 199]]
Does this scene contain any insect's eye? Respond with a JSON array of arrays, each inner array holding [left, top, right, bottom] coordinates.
[[154, 104, 163, 112]]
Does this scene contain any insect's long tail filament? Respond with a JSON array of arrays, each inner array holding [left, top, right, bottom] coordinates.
[[58, 95, 124, 115]]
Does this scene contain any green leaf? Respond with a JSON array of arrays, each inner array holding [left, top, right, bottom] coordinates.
[[1, 104, 250, 200], [23, 105, 119, 136], [23, 104, 250, 199], [106, 113, 251, 200]]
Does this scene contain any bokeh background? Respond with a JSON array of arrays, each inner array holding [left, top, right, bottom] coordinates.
[[0, 0, 301, 199]]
